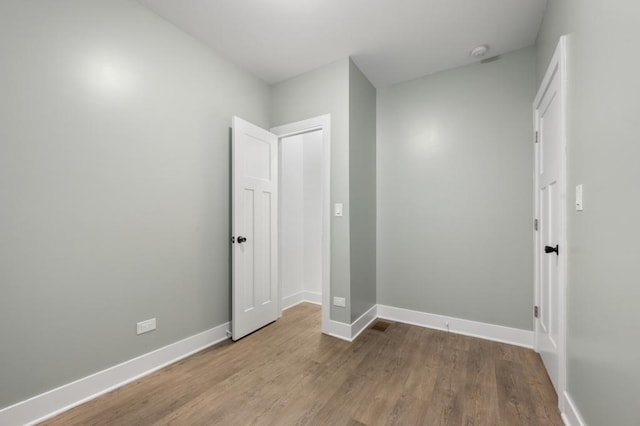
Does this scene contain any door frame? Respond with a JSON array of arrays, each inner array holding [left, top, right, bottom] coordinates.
[[270, 115, 331, 334], [533, 36, 568, 411]]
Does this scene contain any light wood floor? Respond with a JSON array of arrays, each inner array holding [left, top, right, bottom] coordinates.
[[42, 303, 562, 425]]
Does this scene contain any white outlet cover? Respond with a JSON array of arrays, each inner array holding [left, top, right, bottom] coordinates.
[[333, 297, 346, 307], [136, 318, 156, 335]]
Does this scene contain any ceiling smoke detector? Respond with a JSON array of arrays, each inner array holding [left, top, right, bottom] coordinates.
[[470, 45, 489, 58]]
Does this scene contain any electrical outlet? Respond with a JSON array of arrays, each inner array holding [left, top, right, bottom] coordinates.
[[333, 297, 346, 307], [136, 318, 156, 335]]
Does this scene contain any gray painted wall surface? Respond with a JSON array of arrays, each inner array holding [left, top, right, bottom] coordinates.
[[537, 2, 640, 424], [270, 59, 352, 323], [0, 0, 270, 408], [348, 60, 377, 322], [377, 47, 536, 330]]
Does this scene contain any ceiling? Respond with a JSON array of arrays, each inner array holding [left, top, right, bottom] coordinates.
[[139, 0, 548, 88]]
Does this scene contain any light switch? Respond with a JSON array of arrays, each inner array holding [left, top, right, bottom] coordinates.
[[576, 184, 583, 211], [334, 203, 343, 217]]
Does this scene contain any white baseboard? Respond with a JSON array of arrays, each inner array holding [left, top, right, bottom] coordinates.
[[322, 304, 377, 342], [324, 304, 531, 348], [376, 305, 533, 348], [323, 319, 352, 341], [350, 304, 378, 341], [282, 291, 307, 310], [303, 291, 322, 305], [0, 322, 230, 426], [561, 391, 585, 426], [282, 291, 322, 311], [1, 302, 537, 425]]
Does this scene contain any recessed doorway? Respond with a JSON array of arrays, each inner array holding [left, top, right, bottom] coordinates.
[[271, 115, 331, 333]]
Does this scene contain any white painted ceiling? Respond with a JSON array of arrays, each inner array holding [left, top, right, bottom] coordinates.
[[139, 0, 548, 87]]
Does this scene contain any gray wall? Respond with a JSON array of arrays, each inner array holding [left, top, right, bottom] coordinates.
[[348, 60, 377, 322], [0, 0, 270, 409], [377, 47, 536, 330], [537, 1, 640, 424], [271, 59, 352, 323]]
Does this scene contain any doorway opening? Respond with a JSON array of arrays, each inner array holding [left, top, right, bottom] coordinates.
[[279, 130, 323, 310], [271, 115, 331, 334]]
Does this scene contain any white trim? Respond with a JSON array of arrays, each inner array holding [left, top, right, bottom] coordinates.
[[561, 391, 586, 426], [324, 304, 377, 342], [0, 303, 550, 425], [323, 320, 352, 341], [281, 291, 306, 311], [326, 303, 532, 346], [0, 323, 230, 426], [533, 35, 568, 412], [271, 115, 331, 338], [377, 305, 533, 348], [281, 291, 322, 311], [350, 304, 378, 341], [303, 291, 322, 305]]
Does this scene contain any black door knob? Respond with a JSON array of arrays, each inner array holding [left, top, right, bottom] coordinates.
[[544, 244, 559, 255], [237, 236, 247, 244]]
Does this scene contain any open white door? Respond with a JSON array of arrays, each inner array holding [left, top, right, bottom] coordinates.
[[232, 117, 278, 341], [534, 37, 567, 403]]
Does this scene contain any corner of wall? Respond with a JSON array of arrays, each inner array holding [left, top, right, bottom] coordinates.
[[347, 58, 377, 322], [270, 59, 352, 325]]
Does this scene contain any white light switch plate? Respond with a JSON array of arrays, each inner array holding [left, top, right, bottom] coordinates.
[[334, 203, 343, 217], [576, 184, 583, 211]]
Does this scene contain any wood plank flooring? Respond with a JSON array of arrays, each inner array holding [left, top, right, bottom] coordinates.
[[42, 303, 562, 425]]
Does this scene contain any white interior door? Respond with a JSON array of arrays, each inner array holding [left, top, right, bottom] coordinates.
[[232, 116, 278, 341], [534, 39, 567, 397]]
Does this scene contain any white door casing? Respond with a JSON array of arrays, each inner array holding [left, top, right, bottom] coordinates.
[[232, 117, 278, 341], [270, 115, 332, 335], [533, 36, 567, 410]]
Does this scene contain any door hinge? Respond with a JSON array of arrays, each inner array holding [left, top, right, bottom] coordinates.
[[534, 218, 539, 231], [535, 131, 539, 143], [534, 306, 539, 318]]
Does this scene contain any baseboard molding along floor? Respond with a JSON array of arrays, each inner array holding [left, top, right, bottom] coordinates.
[[1, 300, 551, 425]]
